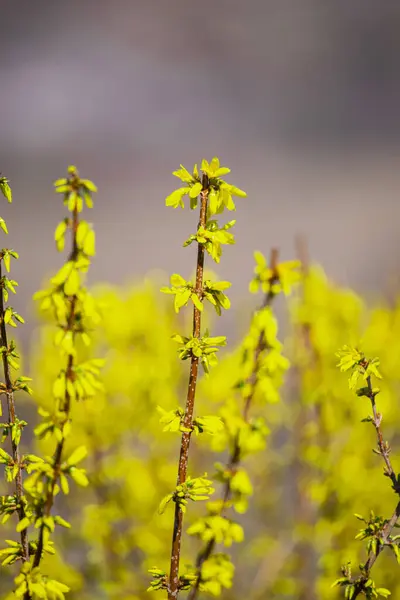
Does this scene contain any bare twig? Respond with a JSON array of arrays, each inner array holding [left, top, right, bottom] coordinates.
[[351, 372, 400, 598]]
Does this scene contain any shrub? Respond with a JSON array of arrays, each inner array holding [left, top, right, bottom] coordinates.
[[1, 159, 399, 600]]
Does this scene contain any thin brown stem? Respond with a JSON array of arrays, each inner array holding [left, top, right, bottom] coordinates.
[[369, 388, 395, 482], [351, 373, 399, 598], [33, 206, 79, 569], [188, 248, 279, 600], [0, 260, 29, 563], [167, 175, 209, 600], [359, 501, 400, 578]]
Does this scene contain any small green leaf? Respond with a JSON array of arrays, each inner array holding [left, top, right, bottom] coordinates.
[[80, 179, 98, 193], [191, 293, 203, 312], [69, 468, 89, 487], [170, 274, 187, 287], [3, 254, 10, 273], [15, 517, 31, 532], [0, 219, 8, 234], [0, 179, 12, 203], [189, 182, 202, 199], [165, 187, 190, 209], [158, 493, 174, 514], [65, 446, 87, 466], [376, 589, 391, 598], [172, 165, 195, 184]]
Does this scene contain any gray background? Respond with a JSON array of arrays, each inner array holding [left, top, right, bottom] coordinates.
[[1, 0, 400, 343]]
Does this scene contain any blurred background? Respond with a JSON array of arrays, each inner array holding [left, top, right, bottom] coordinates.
[[2, 3, 400, 599], [1, 0, 400, 341]]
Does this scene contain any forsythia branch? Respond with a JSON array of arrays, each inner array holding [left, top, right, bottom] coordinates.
[[0, 177, 30, 565], [334, 348, 400, 599], [168, 172, 210, 600], [155, 157, 247, 600]]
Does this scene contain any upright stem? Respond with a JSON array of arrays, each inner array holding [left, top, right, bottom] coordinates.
[[168, 176, 209, 600], [33, 206, 79, 569], [351, 373, 400, 598], [188, 249, 279, 600], [0, 261, 29, 562]]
